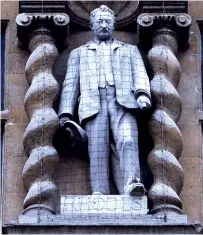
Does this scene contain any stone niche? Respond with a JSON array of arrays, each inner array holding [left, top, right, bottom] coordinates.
[[53, 29, 152, 201], [52, 1, 153, 214]]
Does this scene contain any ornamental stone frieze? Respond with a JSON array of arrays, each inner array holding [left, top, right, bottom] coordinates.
[[16, 13, 69, 216], [137, 13, 191, 215]]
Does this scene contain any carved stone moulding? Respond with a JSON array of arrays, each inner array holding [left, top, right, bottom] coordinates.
[[137, 13, 191, 50], [140, 1, 188, 13], [19, 1, 68, 13], [66, 1, 139, 28], [16, 13, 69, 49]]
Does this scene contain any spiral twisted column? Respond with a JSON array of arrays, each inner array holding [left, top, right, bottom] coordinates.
[[23, 30, 59, 215], [148, 30, 183, 215], [138, 13, 191, 215], [16, 13, 69, 215]]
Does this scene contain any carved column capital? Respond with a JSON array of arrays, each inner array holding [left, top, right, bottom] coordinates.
[[137, 13, 191, 50], [16, 13, 69, 49]]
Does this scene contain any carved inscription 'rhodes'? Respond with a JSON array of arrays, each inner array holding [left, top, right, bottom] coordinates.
[[61, 195, 148, 214]]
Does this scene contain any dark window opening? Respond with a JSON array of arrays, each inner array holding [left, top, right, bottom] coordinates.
[[201, 28, 203, 108], [1, 22, 7, 110], [1, 22, 7, 231]]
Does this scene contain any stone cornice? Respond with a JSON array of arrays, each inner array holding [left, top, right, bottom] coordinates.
[[139, 1, 188, 14], [19, 1, 67, 13]]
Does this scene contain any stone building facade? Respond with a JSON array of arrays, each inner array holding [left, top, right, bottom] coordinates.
[[1, 1, 203, 234]]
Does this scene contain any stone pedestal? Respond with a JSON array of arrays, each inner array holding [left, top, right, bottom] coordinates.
[[11, 213, 196, 234], [6, 196, 200, 234], [17, 196, 188, 226], [18, 213, 188, 226]]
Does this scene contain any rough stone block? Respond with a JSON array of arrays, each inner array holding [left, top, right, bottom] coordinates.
[[179, 157, 202, 222], [6, 53, 29, 75], [6, 74, 28, 106], [9, 106, 28, 124], [189, 1, 203, 18], [6, 21, 23, 54], [178, 106, 198, 125], [179, 124, 200, 159], [1, 1, 18, 20], [57, 158, 91, 196], [178, 73, 200, 107], [3, 124, 27, 223]]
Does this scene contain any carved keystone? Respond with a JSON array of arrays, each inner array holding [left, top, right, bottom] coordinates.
[[16, 13, 69, 216], [137, 13, 191, 216]]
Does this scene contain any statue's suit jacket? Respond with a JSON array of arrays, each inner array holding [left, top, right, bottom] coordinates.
[[59, 39, 151, 124]]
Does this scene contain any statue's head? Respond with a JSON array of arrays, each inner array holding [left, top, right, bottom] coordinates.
[[90, 5, 115, 40]]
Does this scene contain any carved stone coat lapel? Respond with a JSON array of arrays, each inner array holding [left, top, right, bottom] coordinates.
[[85, 39, 124, 89]]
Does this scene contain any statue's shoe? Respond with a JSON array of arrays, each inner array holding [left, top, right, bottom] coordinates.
[[125, 183, 146, 196], [92, 192, 104, 195]]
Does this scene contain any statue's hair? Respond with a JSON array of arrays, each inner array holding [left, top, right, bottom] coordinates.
[[90, 5, 115, 23]]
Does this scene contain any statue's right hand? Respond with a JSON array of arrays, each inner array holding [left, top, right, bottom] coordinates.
[[59, 116, 71, 128], [59, 116, 74, 139], [59, 117, 88, 147]]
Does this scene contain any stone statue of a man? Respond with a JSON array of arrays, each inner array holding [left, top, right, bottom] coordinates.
[[59, 5, 151, 196]]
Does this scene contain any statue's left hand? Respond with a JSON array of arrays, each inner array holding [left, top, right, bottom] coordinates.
[[137, 94, 151, 111]]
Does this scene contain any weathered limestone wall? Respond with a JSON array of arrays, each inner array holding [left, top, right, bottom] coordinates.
[[178, 1, 203, 223], [1, 0, 203, 227], [1, 0, 29, 223]]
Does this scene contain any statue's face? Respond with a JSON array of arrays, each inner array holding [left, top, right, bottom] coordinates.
[[90, 11, 115, 40]]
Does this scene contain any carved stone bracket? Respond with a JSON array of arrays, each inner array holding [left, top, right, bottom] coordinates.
[[16, 13, 69, 216], [137, 13, 191, 216]]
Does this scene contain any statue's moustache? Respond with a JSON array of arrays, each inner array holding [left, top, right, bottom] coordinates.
[[99, 29, 109, 33]]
